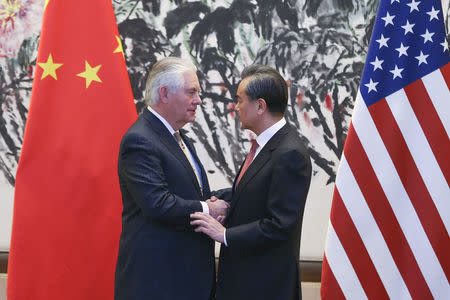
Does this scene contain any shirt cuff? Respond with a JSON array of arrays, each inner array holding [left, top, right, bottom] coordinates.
[[200, 201, 209, 214], [223, 229, 228, 246]]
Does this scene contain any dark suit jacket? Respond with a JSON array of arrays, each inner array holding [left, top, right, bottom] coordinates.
[[114, 109, 215, 300], [216, 123, 312, 300]]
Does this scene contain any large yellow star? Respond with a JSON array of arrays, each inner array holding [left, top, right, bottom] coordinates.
[[37, 53, 63, 80], [44, 0, 50, 10], [77, 61, 102, 88], [113, 35, 124, 58]]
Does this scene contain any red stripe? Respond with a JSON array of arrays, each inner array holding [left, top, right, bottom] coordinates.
[[331, 186, 389, 299], [404, 79, 450, 185], [369, 99, 450, 281], [321, 255, 346, 300], [345, 125, 433, 299], [440, 62, 450, 89]]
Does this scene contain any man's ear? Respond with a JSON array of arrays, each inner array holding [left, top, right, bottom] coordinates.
[[256, 98, 267, 115], [159, 86, 170, 104]]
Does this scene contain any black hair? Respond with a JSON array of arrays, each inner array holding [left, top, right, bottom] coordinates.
[[241, 64, 288, 114]]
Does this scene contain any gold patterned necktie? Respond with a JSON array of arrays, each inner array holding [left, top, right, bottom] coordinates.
[[174, 131, 202, 193]]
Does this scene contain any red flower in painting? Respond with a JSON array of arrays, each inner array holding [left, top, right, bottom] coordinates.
[[303, 111, 312, 127], [324, 94, 333, 111], [296, 92, 303, 106], [227, 102, 236, 118], [0, 0, 43, 57]]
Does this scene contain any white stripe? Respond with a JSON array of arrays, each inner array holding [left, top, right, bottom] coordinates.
[[336, 155, 409, 300], [324, 222, 367, 300], [387, 89, 450, 233], [353, 93, 450, 299], [421, 68, 450, 138]]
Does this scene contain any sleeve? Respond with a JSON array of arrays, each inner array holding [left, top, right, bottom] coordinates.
[[225, 148, 310, 251], [200, 201, 210, 214], [119, 133, 203, 225], [212, 188, 233, 203]]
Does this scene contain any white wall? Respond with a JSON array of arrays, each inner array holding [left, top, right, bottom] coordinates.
[[0, 179, 13, 251]]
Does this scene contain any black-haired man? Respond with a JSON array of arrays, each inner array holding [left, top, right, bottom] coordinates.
[[191, 64, 312, 300]]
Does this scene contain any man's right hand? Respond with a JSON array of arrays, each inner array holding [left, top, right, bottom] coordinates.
[[206, 198, 229, 220]]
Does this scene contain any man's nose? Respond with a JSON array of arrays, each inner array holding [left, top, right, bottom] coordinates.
[[193, 93, 202, 104]]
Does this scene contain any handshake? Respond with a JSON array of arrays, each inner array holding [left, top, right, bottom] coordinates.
[[205, 196, 229, 224], [191, 196, 229, 243]]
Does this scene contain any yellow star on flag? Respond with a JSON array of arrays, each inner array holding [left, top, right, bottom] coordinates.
[[37, 53, 63, 80], [113, 35, 125, 58], [77, 61, 102, 88], [45, 0, 50, 10]]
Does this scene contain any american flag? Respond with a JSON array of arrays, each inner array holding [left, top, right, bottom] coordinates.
[[321, 0, 450, 299]]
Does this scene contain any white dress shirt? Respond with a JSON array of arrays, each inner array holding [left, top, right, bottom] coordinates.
[[147, 106, 209, 214]]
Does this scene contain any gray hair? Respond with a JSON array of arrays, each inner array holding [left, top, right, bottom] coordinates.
[[144, 57, 197, 106]]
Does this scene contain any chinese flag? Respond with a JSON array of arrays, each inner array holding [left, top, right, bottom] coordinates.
[[7, 0, 137, 299]]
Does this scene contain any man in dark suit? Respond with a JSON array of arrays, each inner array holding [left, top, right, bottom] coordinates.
[[191, 64, 312, 300], [114, 57, 229, 300]]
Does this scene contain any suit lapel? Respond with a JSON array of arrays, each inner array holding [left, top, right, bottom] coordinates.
[[228, 124, 291, 215], [228, 149, 271, 216], [143, 110, 204, 197], [234, 150, 270, 194]]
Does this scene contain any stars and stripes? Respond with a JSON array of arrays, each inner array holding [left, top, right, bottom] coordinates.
[[360, 0, 449, 107], [321, 0, 449, 299]]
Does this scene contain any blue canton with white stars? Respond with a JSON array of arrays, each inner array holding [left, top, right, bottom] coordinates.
[[360, 0, 450, 107]]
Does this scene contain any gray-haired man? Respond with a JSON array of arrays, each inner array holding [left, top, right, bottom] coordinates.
[[114, 57, 229, 300]]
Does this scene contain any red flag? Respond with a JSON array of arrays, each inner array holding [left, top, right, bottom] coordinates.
[[7, 0, 137, 299], [321, 0, 449, 299]]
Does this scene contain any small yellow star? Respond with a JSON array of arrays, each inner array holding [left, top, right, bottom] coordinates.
[[113, 35, 125, 58], [37, 53, 63, 80], [77, 61, 102, 88], [44, 0, 50, 10]]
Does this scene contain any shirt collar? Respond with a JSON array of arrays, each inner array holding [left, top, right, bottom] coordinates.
[[148, 106, 176, 135], [255, 118, 286, 150]]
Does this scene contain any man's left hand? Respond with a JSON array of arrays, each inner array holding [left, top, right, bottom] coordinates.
[[190, 212, 225, 243]]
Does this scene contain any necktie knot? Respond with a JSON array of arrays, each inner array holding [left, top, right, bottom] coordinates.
[[249, 139, 258, 152], [174, 131, 185, 149]]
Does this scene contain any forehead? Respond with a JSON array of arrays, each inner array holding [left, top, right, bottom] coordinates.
[[237, 78, 249, 96], [183, 70, 200, 88]]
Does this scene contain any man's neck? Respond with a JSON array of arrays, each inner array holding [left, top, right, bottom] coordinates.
[[253, 114, 283, 136], [150, 105, 182, 131]]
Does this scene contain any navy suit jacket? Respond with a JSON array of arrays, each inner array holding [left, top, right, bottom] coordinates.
[[114, 109, 215, 300], [216, 123, 312, 300]]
